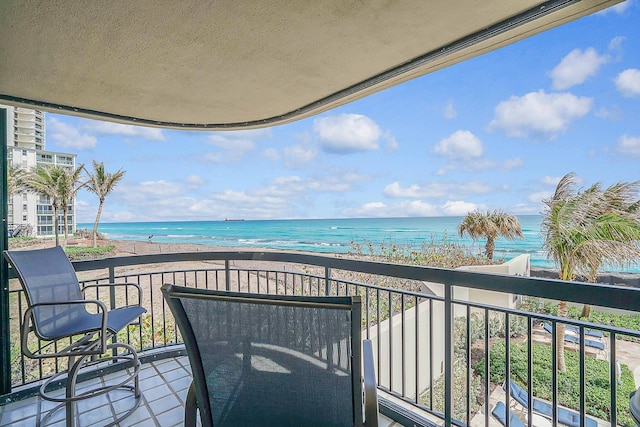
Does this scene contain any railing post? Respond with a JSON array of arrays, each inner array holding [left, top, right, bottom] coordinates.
[[444, 282, 453, 427], [225, 259, 231, 291], [325, 266, 331, 296], [109, 266, 116, 310], [0, 108, 10, 394]]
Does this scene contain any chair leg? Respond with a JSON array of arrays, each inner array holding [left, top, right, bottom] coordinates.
[[65, 354, 85, 427], [185, 382, 197, 427]]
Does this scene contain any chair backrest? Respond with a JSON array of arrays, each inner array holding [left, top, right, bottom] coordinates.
[[4, 246, 88, 340], [162, 284, 364, 427]]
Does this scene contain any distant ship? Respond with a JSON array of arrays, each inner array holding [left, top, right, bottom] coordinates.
[[225, 218, 245, 222]]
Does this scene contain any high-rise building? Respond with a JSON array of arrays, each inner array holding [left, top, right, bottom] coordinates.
[[2, 105, 78, 237]]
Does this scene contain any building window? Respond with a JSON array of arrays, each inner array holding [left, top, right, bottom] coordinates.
[[37, 226, 53, 235], [22, 204, 27, 211], [23, 215, 27, 221]]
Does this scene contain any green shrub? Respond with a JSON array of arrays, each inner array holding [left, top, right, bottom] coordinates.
[[420, 358, 483, 423], [476, 341, 636, 426], [65, 245, 116, 260]]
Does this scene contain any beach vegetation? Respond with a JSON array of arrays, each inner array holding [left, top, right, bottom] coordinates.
[[457, 210, 524, 260], [65, 245, 116, 260], [84, 161, 126, 248], [348, 234, 492, 269], [346, 236, 492, 326], [477, 340, 635, 426], [542, 172, 640, 371]]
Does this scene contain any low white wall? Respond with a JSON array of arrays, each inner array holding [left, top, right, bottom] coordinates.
[[367, 255, 530, 399]]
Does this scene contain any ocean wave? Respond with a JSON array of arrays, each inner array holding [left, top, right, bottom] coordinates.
[[167, 234, 196, 238]]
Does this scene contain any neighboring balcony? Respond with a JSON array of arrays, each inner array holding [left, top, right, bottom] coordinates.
[[1, 251, 639, 427]]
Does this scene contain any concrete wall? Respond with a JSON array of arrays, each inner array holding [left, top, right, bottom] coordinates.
[[367, 255, 530, 399]]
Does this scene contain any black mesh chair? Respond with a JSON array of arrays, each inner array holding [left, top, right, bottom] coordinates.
[[4, 246, 147, 427], [162, 284, 379, 427]]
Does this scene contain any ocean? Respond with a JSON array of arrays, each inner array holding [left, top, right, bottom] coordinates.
[[78, 215, 639, 272]]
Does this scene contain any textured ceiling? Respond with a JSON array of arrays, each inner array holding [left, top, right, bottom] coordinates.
[[0, 0, 621, 129]]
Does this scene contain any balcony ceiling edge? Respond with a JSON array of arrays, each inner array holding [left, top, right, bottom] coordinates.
[[0, 0, 622, 130]]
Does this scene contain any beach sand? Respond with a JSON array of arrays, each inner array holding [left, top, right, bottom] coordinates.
[[10, 237, 640, 385]]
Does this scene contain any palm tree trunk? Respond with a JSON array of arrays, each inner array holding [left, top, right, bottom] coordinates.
[[62, 206, 69, 248], [485, 237, 495, 260], [580, 265, 599, 319], [53, 206, 60, 247], [92, 200, 104, 248], [557, 301, 568, 372]]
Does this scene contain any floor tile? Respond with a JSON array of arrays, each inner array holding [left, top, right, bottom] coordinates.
[[0, 355, 393, 427], [141, 384, 172, 402], [148, 394, 180, 417], [154, 406, 183, 426]]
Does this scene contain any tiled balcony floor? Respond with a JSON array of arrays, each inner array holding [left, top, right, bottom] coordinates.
[[0, 356, 399, 426]]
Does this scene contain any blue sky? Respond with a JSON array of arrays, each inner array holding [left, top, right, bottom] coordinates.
[[46, 2, 640, 224]]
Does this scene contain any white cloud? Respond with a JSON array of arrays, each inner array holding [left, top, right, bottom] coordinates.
[[594, 106, 623, 120], [343, 200, 440, 217], [123, 180, 184, 199], [437, 158, 522, 175], [204, 134, 256, 163], [384, 181, 493, 199], [541, 176, 562, 186], [184, 175, 205, 187], [262, 173, 367, 195], [342, 199, 484, 218], [84, 120, 165, 141], [549, 48, 609, 90], [48, 117, 97, 150], [502, 158, 524, 170], [615, 69, 640, 97], [441, 200, 480, 216], [207, 134, 255, 151], [384, 134, 399, 152], [617, 135, 640, 156], [433, 130, 483, 160], [489, 90, 593, 139], [443, 101, 457, 119], [313, 114, 381, 153], [528, 191, 553, 203], [597, 0, 633, 15], [283, 144, 318, 168], [261, 148, 280, 161], [608, 36, 625, 51]]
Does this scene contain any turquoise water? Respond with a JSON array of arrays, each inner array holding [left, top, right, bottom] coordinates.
[[78, 215, 638, 272]]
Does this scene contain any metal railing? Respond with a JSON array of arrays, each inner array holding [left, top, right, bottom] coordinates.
[[4, 250, 640, 426]]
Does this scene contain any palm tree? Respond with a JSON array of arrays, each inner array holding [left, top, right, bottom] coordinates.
[[85, 161, 125, 247], [458, 210, 524, 260], [25, 165, 85, 247], [542, 173, 640, 371], [25, 166, 65, 246], [575, 182, 640, 318], [7, 166, 28, 196], [57, 165, 86, 245]]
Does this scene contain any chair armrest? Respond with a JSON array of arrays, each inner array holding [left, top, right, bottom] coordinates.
[[363, 339, 379, 427], [82, 282, 144, 306], [22, 299, 108, 358]]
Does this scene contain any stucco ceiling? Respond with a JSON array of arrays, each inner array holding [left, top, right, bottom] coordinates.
[[0, 0, 621, 130]]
